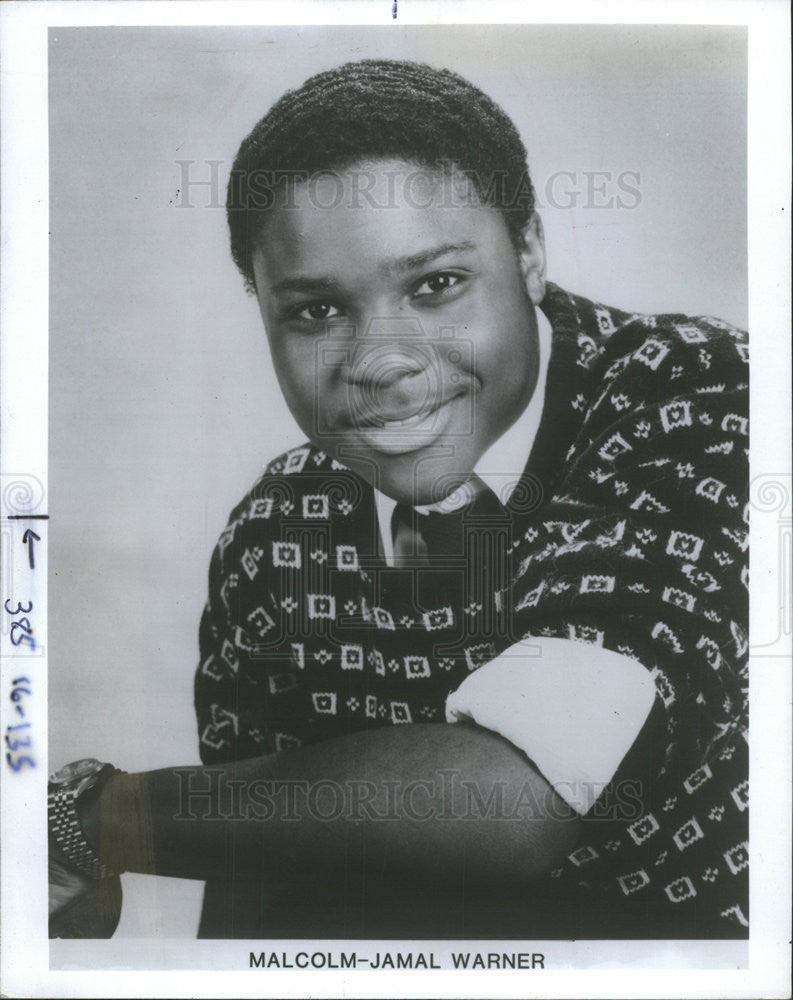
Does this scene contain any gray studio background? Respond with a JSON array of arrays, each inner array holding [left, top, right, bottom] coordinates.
[[49, 24, 747, 937]]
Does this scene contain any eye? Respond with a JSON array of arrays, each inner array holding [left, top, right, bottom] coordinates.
[[413, 271, 465, 297], [292, 302, 345, 322]]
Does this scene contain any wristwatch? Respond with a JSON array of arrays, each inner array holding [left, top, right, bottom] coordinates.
[[48, 758, 125, 879]]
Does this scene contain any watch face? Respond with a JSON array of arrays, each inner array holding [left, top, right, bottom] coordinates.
[[48, 758, 104, 787]]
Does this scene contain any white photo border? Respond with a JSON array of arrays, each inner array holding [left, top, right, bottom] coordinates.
[[1, 1, 790, 997]]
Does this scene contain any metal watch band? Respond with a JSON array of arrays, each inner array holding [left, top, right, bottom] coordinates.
[[48, 761, 123, 880]]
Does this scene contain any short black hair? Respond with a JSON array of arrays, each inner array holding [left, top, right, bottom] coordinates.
[[226, 59, 534, 291]]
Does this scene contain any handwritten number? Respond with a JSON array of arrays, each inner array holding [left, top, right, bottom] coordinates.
[[5, 733, 32, 751], [5, 655, 35, 767], [6, 752, 35, 771], [4, 599, 33, 616], [6, 752, 35, 772], [9, 626, 35, 650]]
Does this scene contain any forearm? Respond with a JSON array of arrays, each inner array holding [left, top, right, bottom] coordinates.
[[85, 723, 580, 889]]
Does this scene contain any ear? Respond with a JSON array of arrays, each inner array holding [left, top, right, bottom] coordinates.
[[518, 212, 547, 306]]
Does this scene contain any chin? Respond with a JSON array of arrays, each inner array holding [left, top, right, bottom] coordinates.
[[377, 453, 479, 505]]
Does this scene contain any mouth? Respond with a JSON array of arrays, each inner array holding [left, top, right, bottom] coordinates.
[[356, 401, 445, 430], [347, 395, 462, 455]]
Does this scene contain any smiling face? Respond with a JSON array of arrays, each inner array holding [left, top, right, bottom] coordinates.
[[252, 160, 546, 504]]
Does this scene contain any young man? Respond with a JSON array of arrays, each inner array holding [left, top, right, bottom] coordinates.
[[49, 59, 749, 940]]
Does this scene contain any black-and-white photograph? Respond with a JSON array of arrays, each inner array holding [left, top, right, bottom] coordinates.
[[1, 2, 790, 997]]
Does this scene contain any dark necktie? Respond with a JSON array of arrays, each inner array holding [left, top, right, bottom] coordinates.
[[391, 485, 507, 567]]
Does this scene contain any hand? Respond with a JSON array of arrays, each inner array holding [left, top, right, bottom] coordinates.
[[49, 831, 122, 939]]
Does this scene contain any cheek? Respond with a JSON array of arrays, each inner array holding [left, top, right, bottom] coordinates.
[[268, 340, 319, 420], [472, 289, 534, 381]]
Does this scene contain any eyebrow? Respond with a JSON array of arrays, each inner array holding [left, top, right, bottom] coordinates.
[[269, 241, 477, 295], [384, 240, 477, 274], [270, 276, 340, 295]]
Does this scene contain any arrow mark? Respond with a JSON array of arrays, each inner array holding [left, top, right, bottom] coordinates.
[[22, 530, 40, 570]]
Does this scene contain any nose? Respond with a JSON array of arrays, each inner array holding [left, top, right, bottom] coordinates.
[[338, 316, 434, 388], [336, 316, 442, 424], [339, 343, 431, 388]]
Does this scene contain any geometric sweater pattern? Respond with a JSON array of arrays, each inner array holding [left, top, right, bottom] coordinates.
[[194, 282, 749, 936]]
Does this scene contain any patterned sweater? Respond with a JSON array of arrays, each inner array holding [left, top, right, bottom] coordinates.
[[194, 282, 749, 937]]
